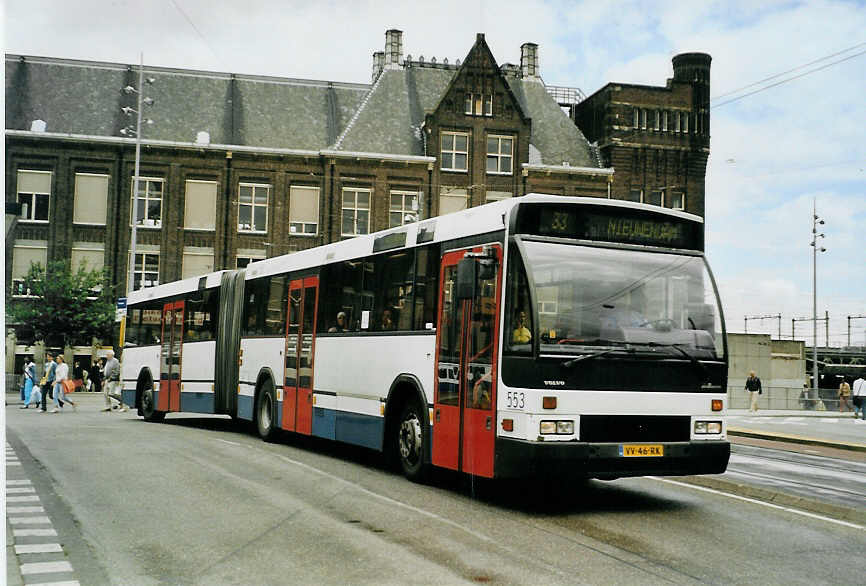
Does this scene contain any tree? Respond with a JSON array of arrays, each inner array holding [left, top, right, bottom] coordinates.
[[7, 260, 116, 348]]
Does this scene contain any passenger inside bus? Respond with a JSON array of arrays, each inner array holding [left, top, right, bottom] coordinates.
[[328, 311, 347, 333], [380, 309, 395, 331], [512, 310, 531, 344]]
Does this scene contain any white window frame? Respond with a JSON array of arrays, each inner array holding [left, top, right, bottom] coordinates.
[[647, 189, 664, 207], [654, 111, 660, 131], [17, 170, 51, 223], [486, 134, 513, 175], [675, 112, 681, 133], [464, 93, 492, 116], [683, 112, 689, 133], [132, 252, 159, 291], [341, 188, 371, 237], [11, 243, 48, 297], [440, 131, 469, 172], [238, 182, 270, 234], [669, 191, 685, 210], [389, 190, 419, 228], [73, 173, 110, 226], [288, 185, 320, 236], [633, 108, 639, 129], [640, 109, 647, 130], [663, 111, 668, 132], [184, 179, 218, 232], [131, 177, 164, 228]]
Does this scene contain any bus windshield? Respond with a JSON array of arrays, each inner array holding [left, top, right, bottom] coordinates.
[[507, 241, 725, 360]]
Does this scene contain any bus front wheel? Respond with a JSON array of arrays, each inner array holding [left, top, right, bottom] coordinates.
[[141, 384, 165, 423], [256, 380, 277, 442], [396, 400, 428, 482]]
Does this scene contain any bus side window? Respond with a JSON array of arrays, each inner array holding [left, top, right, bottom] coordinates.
[[413, 245, 439, 330]]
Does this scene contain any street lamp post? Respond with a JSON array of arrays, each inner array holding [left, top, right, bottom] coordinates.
[[120, 54, 154, 296], [810, 199, 826, 398]]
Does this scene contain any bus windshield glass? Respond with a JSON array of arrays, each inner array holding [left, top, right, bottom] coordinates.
[[507, 241, 724, 360]]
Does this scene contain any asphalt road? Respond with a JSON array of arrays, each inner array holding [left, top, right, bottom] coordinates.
[[6, 395, 866, 585]]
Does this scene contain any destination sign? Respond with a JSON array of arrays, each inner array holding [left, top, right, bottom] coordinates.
[[515, 203, 703, 250]]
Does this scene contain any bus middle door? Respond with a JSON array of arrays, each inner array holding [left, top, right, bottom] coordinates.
[[283, 277, 319, 434], [433, 246, 501, 478], [158, 300, 184, 412]]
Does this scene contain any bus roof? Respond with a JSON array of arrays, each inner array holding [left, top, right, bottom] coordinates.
[[127, 270, 228, 306]]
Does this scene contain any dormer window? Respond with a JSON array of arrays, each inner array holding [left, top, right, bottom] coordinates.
[[464, 93, 492, 117]]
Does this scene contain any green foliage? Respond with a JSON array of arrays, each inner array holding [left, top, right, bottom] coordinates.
[[7, 260, 116, 347]]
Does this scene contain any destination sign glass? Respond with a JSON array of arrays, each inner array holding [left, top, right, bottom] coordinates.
[[515, 203, 703, 250]]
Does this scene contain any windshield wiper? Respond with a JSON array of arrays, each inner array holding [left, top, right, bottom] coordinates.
[[644, 342, 709, 382], [562, 346, 634, 368]]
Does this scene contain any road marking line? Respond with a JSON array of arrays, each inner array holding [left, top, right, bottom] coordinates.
[[215, 438, 242, 446], [821, 418, 839, 423], [13, 529, 58, 537], [20, 560, 74, 575], [785, 417, 805, 422], [8, 495, 41, 503], [15, 543, 63, 554], [7, 462, 22, 466], [651, 477, 865, 531], [7, 487, 36, 494], [7, 506, 45, 514], [8, 516, 51, 525], [6, 479, 33, 485], [25, 581, 80, 586]]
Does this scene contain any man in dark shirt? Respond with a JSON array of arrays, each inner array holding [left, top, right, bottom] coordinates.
[[745, 370, 762, 413]]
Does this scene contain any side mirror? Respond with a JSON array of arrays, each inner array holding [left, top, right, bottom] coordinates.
[[456, 258, 476, 300]]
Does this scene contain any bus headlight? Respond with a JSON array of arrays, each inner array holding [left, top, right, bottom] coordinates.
[[540, 420, 574, 435], [694, 420, 723, 435]]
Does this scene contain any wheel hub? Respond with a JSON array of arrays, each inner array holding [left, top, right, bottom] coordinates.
[[399, 413, 421, 462]]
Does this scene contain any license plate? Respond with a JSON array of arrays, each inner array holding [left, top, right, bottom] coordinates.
[[619, 444, 664, 457]]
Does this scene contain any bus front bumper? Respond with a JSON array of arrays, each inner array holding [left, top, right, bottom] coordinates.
[[494, 438, 730, 480]]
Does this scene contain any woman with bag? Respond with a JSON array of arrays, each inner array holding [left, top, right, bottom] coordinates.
[[51, 355, 76, 413], [19, 357, 36, 407]]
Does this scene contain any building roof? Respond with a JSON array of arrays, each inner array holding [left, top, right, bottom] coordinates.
[[6, 51, 601, 168]]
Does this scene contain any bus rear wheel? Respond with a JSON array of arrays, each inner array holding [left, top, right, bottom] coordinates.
[[256, 380, 277, 442], [141, 384, 165, 422], [396, 400, 428, 482]]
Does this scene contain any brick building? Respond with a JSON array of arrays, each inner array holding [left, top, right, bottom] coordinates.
[[5, 30, 710, 356]]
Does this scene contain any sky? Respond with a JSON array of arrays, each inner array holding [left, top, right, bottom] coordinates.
[[4, 0, 865, 346]]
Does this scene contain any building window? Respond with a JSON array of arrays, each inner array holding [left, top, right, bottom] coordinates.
[[465, 93, 492, 116], [184, 180, 217, 231], [486, 135, 513, 175], [627, 189, 642, 203], [71, 245, 104, 272], [663, 111, 668, 132], [389, 190, 419, 228], [683, 112, 689, 133], [647, 190, 664, 206], [640, 109, 647, 130], [485, 190, 512, 203], [669, 192, 685, 210], [133, 253, 159, 291], [73, 173, 109, 225], [633, 108, 639, 129], [238, 183, 270, 233], [182, 249, 214, 279], [236, 255, 265, 269], [132, 177, 163, 228], [342, 188, 370, 236], [11, 243, 48, 297], [17, 170, 51, 223], [289, 185, 320, 235], [675, 112, 681, 133], [654, 111, 660, 131], [441, 132, 469, 172], [439, 187, 468, 215]]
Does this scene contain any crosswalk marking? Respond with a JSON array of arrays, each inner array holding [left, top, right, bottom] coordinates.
[[7, 486, 36, 493], [7, 506, 45, 513], [20, 560, 74, 575], [13, 529, 58, 537], [8, 516, 51, 525], [15, 543, 63, 554]]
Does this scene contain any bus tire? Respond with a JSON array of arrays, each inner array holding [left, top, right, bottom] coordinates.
[[140, 380, 165, 423], [256, 379, 277, 442], [396, 399, 428, 482]]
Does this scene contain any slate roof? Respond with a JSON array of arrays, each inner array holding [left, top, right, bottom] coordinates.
[[6, 53, 601, 169], [5, 55, 369, 150]]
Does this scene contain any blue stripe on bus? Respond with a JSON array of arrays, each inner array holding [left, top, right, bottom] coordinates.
[[237, 395, 254, 421], [180, 392, 215, 413], [335, 410, 383, 450], [121, 389, 136, 408], [312, 406, 336, 440]]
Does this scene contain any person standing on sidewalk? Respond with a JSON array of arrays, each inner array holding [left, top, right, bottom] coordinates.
[[102, 350, 126, 412], [838, 378, 852, 412], [852, 374, 866, 420], [745, 370, 762, 413]]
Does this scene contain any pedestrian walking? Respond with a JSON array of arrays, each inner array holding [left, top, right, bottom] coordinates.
[[88, 358, 103, 396], [102, 350, 126, 412], [40, 352, 57, 412], [51, 355, 76, 413], [838, 378, 852, 412], [745, 370, 762, 413], [72, 360, 85, 392], [19, 356, 36, 407], [852, 374, 866, 421]]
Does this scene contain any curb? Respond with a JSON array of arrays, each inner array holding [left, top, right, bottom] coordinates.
[[675, 474, 866, 527], [727, 427, 866, 453]]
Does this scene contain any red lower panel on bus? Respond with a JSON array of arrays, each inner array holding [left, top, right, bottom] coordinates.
[[462, 408, 495, 478], [296, 389, 312, 435], [282, 387, 297, 432], [432, 404, 460, 471]]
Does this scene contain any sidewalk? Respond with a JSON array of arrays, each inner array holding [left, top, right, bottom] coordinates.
[[726, 408, 866, 453]]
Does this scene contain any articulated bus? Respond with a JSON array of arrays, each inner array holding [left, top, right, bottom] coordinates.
[[122, 194, 730, 481]]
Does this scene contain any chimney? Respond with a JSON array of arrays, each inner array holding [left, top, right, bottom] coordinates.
[[372, 51, 385, 82], [384, 29, 403, 69], [521, 43, 539, 79]]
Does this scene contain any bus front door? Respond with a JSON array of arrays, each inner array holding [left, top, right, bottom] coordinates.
[[158, 300, 184, 412], [433, 247, 501, 478], [283, 277, 319, 434]]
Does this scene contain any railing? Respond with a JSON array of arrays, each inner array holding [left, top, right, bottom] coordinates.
[[545, 85, 586, 105], [727, 386, 859, 412]]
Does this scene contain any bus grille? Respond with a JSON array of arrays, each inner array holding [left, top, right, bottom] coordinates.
[[579, 415, 690, 442]]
